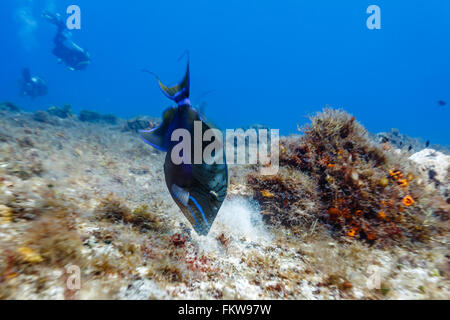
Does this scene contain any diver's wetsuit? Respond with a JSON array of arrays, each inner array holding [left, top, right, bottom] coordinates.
[[20, 68, 48, 99], [43, 11, 90, 71]]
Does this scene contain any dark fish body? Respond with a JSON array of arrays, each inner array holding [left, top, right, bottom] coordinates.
[[140, 58, 228, 235]]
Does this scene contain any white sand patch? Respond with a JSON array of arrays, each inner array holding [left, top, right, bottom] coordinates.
[[192, 197, 273, 253], [213, 197, 272, 243], [118, 279, 170, 300]]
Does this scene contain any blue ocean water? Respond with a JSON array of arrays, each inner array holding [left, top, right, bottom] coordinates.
[[1, 0, 449, 145]]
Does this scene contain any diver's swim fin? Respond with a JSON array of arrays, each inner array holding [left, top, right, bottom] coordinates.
[[139, 107, 177, 152]]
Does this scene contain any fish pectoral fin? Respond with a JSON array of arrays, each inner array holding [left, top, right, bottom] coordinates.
[[171, 184, 189, 206], [139, 126, 167, 152], [139, 107, 176, 152]]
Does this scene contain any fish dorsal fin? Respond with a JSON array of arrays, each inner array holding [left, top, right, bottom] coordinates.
[[139, 107, 177, 152]]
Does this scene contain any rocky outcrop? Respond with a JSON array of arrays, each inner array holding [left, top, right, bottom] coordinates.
[[0, 102, 21, 112], [410, 148, 449, 197], [79, 110, 118, 124], [123, 116, 158, 132], [46, 104, 74, 119], [374, 129, 449, 154]]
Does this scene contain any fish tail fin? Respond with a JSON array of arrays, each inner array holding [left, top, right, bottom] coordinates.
[[142, 51, 190, 106]]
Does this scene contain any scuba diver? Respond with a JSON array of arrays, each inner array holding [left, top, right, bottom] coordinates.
[[42, 11, 90, 71], [19, 68, 48, 99]]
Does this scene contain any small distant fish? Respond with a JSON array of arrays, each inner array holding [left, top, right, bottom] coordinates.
[[426, 140, 430, 148], [140, 54, 228, 236], [438, 100, 446, 106]]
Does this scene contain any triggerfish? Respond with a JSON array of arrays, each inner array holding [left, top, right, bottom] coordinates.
[[140, 56, 228, 236]]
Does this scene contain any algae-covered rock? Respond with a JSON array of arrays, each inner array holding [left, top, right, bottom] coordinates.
[[17, 137, 34, 148], [79, 110, 117, 124], [374, 128, 426, 152], [33, 110, 52, 123], [0, 129, 12, 142], [123, 116, 157, 132], [0, 102, 21, 112], [47, 104, 73, 119], [95, 195, 164, 231], [0, 103, 447, 300], [131, 204, 164, 231], [101, 114, 118, 125], [79, 110, 101, 122], [248, 108, 437, 245], [17, 247, 44, 264]]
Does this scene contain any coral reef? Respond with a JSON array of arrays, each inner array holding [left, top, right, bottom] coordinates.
[[0, 106, 448, 300]]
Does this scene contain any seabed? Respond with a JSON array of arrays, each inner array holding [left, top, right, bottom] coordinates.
[[0, 103, 448, 300]]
